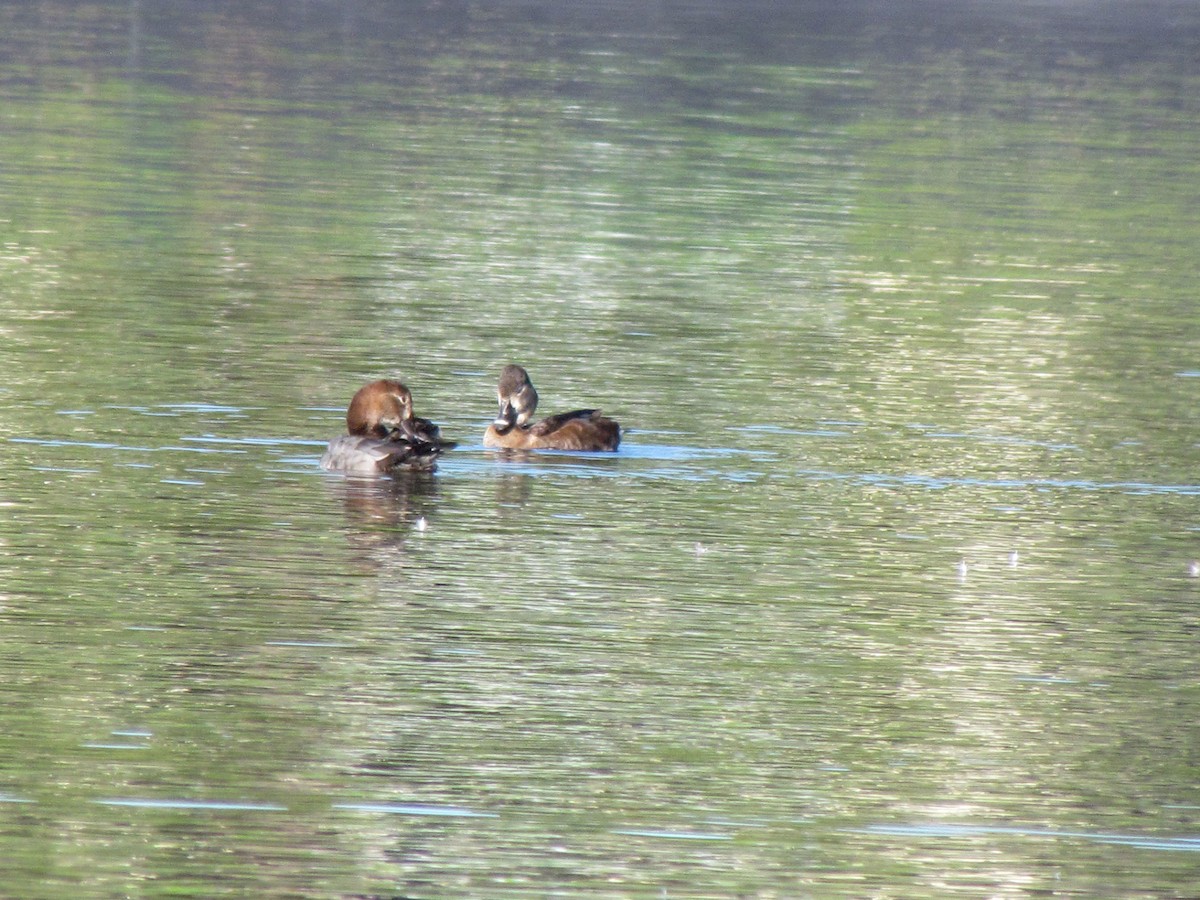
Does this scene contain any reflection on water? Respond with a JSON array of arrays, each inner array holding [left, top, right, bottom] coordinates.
[[3, 0, 1200, 896], [324, 472, 441, 533]]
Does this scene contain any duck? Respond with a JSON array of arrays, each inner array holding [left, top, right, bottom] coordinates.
[[483, 365, 620, 452], [321, 379, 455, 475]]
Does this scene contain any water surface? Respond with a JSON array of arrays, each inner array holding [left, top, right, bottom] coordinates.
[[3, 1, 1200, 896]]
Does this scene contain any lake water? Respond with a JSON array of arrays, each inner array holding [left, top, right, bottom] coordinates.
[[3, 1, 1200, 896]]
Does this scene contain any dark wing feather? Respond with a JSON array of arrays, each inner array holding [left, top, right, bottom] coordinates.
[[528, 409, 600, 437]]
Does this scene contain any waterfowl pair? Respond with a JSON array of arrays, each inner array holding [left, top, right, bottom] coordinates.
[[322, 366, 620, 475], [321, 379, 454, 475], [483, 365, 620, 452]]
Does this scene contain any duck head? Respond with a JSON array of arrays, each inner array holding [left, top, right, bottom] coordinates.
[[346, 379, 414, 439], [493, 364, 539, 433]]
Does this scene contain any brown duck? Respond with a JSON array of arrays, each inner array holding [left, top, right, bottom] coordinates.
[[483, 365, 620, 452], [321, 379, 454, 475]]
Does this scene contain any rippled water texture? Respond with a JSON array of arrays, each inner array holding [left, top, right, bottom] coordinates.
[[3, 1, 1200, 896]]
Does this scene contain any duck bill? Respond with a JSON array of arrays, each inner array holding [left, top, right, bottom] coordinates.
[[493, 400, 518, 432]]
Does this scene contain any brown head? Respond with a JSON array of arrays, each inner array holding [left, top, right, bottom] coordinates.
[[493, 365, 539, 433], [346, 379, 413, 438]]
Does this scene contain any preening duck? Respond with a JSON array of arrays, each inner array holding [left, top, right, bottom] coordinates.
[[321, 379, 454, 475], [483, 365, 620, 452]]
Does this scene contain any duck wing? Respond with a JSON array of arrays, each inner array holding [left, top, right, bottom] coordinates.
[[527, 409, 601, 437], [395, 417, 458, 452]]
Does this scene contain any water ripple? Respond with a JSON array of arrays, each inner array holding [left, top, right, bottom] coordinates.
[[859, 823, 1200, 853], [798, 468, 1200, 495]]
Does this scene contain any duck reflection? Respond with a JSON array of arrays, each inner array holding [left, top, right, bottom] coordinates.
[[494, 467, 535, 510], [324, 470, 441, 553], [487, 446, 622, 512]]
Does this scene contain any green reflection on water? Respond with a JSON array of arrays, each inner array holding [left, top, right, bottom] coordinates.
[[2, 1, 1200, 897]]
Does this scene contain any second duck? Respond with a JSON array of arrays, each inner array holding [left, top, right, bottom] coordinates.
[[483, 364, 620, 452]]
